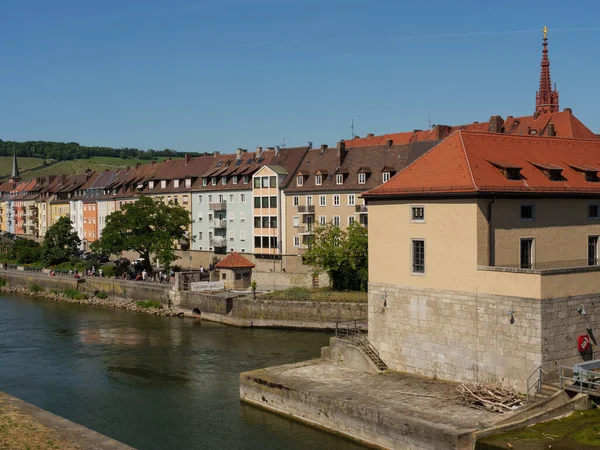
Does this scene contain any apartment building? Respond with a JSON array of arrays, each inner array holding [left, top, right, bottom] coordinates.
[[282, 140, 439, 254], [364, 131, 600, 391]]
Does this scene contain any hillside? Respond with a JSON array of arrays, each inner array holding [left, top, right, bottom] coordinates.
[[1, 156, 182, 180]]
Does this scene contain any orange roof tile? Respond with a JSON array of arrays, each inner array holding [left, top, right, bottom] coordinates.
[[215, 252, 255, 269], [364, 131, 600, 198]]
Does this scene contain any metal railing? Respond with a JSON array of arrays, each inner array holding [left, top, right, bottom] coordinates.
[[211, 219, 227, 229], [297, 205, 315, 213], [355, 205, 368, 213], [559, 365, 600, 394], [526, 365, 547, 401], [209, 202, 227, 211]]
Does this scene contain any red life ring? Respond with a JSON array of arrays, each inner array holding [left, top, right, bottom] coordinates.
[[578, 334, 591, 352]]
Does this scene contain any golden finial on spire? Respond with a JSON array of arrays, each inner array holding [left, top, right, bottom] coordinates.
[[543, 26, 548, 39]]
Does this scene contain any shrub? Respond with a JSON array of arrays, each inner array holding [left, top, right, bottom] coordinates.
[[63, 288, 88, 300], [30, 284, 44, 293], [102, 265, 116, 278], [136, 300, 163, 309], [96, 291, 108, 299], [0, 277, 6, 287]]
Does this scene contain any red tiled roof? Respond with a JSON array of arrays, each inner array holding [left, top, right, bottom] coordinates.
[[364, 131, 600, 198], [215, 252, 255, 269]]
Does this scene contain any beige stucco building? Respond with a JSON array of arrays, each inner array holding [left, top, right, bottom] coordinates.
[[364, 131, 600, 391]]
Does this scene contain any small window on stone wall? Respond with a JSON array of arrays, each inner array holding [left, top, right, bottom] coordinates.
[[222, 273, 226, 280]]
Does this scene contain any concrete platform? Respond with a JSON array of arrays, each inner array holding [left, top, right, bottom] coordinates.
[[240, 358, 502, 450]]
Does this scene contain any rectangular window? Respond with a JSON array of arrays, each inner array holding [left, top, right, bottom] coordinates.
[[270, 217, 278, 228], [263, 236, 270, 248], [260, 217, 268, 228], [261, 177, 269, 188], [240, 231, 246, 241], [208, 195, 213, 203], [520, 238, 534, 269], [358, 173, 366, 184], [293, 196, 299, 206], [243, 176, 249, 184], [161, 180, 167, 188], [270, 176, 276, 188], [202, 178, 207, 187], [229, 231, 235, 241], [306, 195, 313, 206], [521, 204, 535, 221], [228, 212, 234, 222], [149, 181, 155, 190], [254, 236, 261, 248], [198, 231, 203, 240], [218, 194, 224, 203], [411, 206, 425, 222], [589, 236, 598, 266], [240, 212, 246, 223], [315, 174, 322, 185], [198, 212, 203, 222], [185, 178, 191, 188], [182, 195, 188, 204], [336, 174, 343, 185], [412, 239, 425, 274], [348, 194, 355, 206], [254, 197, 261, 208], [333, 216, 340, 227], [174, 179, 180, 188], [270, 196, 277, 208], [294, 236, 300, 247], [232, 176, 238, 185], [320, 215, 326, 226], [240, 193, 246, 203], [211, 177, 217, 186], [382, 172, 391, 183], [221, 176, 227, 185], [198, 195, 203, 204], [254, 217, 261, 228], [293, 216, 300, 227], [589, 204, 599, 219], [261, 197, 269, 208], [333, 195, 340, 207], [270, 237, 278, 249], [297, 176, 303, 186], [348, 216, 355, 226], [229, 194, 234, 203], [319, 195, 326, 207]]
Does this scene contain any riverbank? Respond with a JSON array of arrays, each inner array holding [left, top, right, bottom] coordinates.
[[0, 391, 134, 450]]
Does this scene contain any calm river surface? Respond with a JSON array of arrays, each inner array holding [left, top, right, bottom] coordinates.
[[0, 294, 365, 450]]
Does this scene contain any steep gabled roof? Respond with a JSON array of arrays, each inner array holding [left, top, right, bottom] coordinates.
[[364, 131, 600, 198], [215, 252, 255, 269]]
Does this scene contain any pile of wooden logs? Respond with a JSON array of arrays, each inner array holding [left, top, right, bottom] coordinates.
[[456, 382, 524, 412]]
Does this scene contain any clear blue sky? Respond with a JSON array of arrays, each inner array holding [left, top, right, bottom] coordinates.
[[1, 0, 599, 153]]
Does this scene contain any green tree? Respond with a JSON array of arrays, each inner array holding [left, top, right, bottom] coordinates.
[[40, 216, 80, 265], [91, 196, 191, 271], [10, 238, 42, 264], [303, 222, 368, 291]]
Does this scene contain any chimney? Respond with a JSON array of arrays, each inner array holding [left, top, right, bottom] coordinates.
[[213, 151, 220, 158], [320, 144, 328, 151], [275, 145, 280, 156], [185, 154, 191, 165], [336, 141, 347, 166], [307, 141, 313, 149], [547, 123, 556, 136], [255, 147, 262, 157], [564, 107, 572, 113], [236, 148, 247, 160], [386, 139, 393, 149], [435, 124, 451, 140], [366, 133, 374, 138], [488, 116, 504, 134]]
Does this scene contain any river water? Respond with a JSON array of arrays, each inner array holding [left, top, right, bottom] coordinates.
[[0, 294, 365, 450]]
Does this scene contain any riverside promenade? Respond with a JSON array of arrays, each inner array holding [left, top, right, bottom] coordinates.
[[241, 358, 501, 450]]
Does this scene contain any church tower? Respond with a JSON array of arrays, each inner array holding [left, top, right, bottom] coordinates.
[[535, 26, 560, 114], [9, 147, 21, 183]]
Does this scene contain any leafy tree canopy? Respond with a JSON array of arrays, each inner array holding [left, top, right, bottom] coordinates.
[[303, 222, 368, 291], [10, 238, 42, 264], [40, 216, 81, 265], [91, 196, 191, 271]]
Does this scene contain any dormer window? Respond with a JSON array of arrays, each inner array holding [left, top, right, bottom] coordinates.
[[161, 180, 167, 189], [202, 178, 207, 186], [185, 178, 191, 188], [243, 176, 249, 184], [149, 181, 154, 190], [297, 176, 303, 186], [382, 172, 391, 183], [174, 179, 180, 188], [487, 160, 522, 180], [211, 177, 217, 186], [336, 174, 343, 185], [530, 162, 564, 181], [570, 164, 600, 182], [358, 173, 366, 184], [233, 176, 238, 185], [315, 174, 322, 185], [221, 176, 227, 185]]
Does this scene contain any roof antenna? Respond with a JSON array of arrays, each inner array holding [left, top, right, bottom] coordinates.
[[351, 119, 356, 139], [428, 109, 432, 130], [281, 137, 287, 148]]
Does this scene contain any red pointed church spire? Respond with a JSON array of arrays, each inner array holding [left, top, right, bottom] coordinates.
[[535, 26, 559, 114]]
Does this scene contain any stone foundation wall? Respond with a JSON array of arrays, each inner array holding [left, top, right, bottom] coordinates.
[[368, 282, 543, 391], [1, 271, 79, 291], [81, 278, 173, 307]]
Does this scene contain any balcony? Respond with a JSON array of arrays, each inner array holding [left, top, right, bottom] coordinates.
[[355, 205, 368, 213], [210, 236, 226, 247], [209, 202, 227, 211], [297, 205, 315, 214], [211, 219, 227, 229], [297, 224, 314, 235]]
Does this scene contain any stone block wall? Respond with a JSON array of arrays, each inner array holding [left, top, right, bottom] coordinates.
[[368, 282, 543, 391], [1, 271, 79, 291], [81, 277, 173, 307]]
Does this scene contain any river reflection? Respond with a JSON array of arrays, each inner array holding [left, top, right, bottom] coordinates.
[[0, 294, 366, 450]]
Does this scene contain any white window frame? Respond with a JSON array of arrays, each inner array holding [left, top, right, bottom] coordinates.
[[202, 178, 207, 187], [229, 212, 234, 222], [294, 236, 300, 247], [293, 196, 299, 206], [319, 215, 326, 226], [240, 212, 246, 223], [297, 176, 303, 186], [333, 195, 340, 207], [306, 195, 313, 206], [410, 205, 425, 223], [358, 173, 366, 184], [333, 216, 340, 227], [211, 177, 217, 186], [382, 172, 391, 183], [240, 193, 246, 203], [315, 174, 322, 185], [293, 216, 300, 227], [348, 194, 356, 206], [174, 179, 180, 188], [336, 174, 343, 185], [185, 178, 191, 188], [240, 231, 246, 241], [149, 181, 154, 190], [229, 194, 234, 203], [233, 176, 238, 185], [411, 239, 426, 275], [348, 216, 355, 226], [221, 176, 227, 185], [319, 195, 326, 207], [229, 231, 235, 241], [161, 180, 167, 188], [198, 195, 203, 204]]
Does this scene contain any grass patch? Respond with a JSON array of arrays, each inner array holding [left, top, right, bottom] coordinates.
[[260, 287, 367, 303], [30, 284, 44, 293], [96, 291, 108, 299], [136, 300, 163, 309], [63, 288, 88, 300]]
